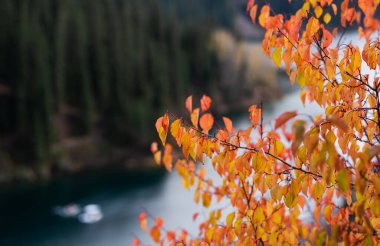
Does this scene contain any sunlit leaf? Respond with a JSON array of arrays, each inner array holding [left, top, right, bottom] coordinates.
[[200, 113, 214, 133]]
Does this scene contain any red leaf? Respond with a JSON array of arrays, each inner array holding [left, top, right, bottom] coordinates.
[[193, 212, 199, 221], [155, 217, 164, 227], [166, 231, 176, 241], [275, 111, 297, 129]]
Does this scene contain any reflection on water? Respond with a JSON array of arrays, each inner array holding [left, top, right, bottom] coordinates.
[[0, 90, 323, 246]]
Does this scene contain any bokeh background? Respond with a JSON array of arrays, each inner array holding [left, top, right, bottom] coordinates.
[[0, 0, 320, 245]]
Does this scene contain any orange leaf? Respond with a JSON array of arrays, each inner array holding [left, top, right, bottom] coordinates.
[[275, 111, 297, 129], [249, 5, 258, 23], [132, 239, 140, 246], [155, 114, 169, 145], [155, 217, 164, 227], [327, 115, 348, 131], [222, 116, 234, 134], [150, 226, 161, 243], [185, 95, 192, 113], [259, 5, 270, 27], [249, 105, 261, 128], [163, 144, 173, 172], [139, 211, 147, 231], [200, 95, 212, 111], [200, 113, 214, 133]]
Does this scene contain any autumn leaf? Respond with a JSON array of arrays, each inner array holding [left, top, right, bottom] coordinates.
[[249, 5, 258, 23], [139, 211, 147, 231], [324, 13, 331, 24], [150, 226, 161, 243], [275, 111, 297, 129], [191, 108, 199, 129], [185, 95, 192, 113], [155, 217, 164, 227], [226, 212, 235, 227], [258, 5, 270, 27], [249, 105, 261, 128], [272, 47, 282, 68], [200, 95, 212, 111], [132, 239, 140, 246], [337, 169, 350, 193], [327, 115, 348, 132], [200, 113, 214, 133], [202, 192, 211, 207], [163, 144, 173, 172], [314, 6, 323, 18], [146, 2, 380, 244], [155, 114, 169, 145], [222, 116, 234, 134], [166, 231, 176, 242]]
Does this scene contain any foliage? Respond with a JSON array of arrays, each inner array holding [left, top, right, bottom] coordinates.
[[0, 0, 232, 164], [138, 0, 380, 244]]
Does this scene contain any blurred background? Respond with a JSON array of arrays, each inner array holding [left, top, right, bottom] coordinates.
[[0, 0, 311, 245]]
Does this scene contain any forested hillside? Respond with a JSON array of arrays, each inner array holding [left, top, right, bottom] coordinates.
[[0, 0, 279, 182]]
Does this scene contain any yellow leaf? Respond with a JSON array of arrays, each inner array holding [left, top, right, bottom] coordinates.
[[285, 189, 298, 208], [252, 153, 266, 173], [202, 192, 211, 207], [254, 207, 265, 224], [170, 119, 182, 144], [206, 227, 215, 242], [323, 204, 332, 223], [371, 198, 380, 216], [153, 151, 161, 165], [314, 6, 323, 18], [337, 169, 350, 193], [314, 183, 324, 201], [323, 13, 331, 24], [272, 212, 281, 224], [191, 108, 199, 129], [226, 212, 235, 227], [259, 6, 270, 27], [297, 70, 306, 88], [272, 47, 282, 68]]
